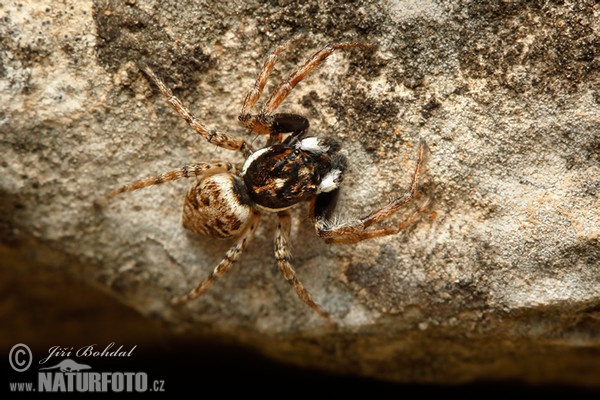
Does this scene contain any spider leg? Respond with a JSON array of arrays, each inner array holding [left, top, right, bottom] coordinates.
[[141, 65, 253, 157], [240, 38, 297, 118], [311, 141, 429, 244], [262, 42, 375, 115], [239, 40, 374, 138], [96, 162, 235, 206], [275, 211, 332, 322], [172, 213, 261, 304]]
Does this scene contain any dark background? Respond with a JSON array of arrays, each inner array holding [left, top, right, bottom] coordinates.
[[2, 250, 598, 397]]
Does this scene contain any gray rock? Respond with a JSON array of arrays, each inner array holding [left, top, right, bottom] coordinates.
[[1, 0, 598, 387]]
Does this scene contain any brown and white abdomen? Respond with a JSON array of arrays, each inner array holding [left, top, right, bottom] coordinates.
[[183, 173, 254, 239]]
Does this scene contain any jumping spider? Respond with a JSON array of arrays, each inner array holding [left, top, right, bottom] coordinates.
[[98, 39, 429, 321]]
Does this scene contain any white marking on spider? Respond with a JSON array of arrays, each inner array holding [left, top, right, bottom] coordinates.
[[297, 137, 330, 154], [241, 147, 270, 176], [318, 169, 343, 193]]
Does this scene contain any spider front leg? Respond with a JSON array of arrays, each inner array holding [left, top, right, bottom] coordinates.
[[262, 42, 375, 114], [275, 211, 332, 322], [141, 65, 253, 157], [239, 40, 375, 138], [311, 141, 429, 244], [239, 38, 296, 121], [173, 213, 261, 305]]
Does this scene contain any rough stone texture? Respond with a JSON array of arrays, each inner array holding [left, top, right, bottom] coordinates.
[[1, 0, 599, 387]]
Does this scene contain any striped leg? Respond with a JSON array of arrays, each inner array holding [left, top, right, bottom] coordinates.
[[239, 37, 298, 118], [142, 65, 253, 157], [312, 141, 429, 244], [238, 37, 300, 136], [275, 211, 332, 322], [262, 42, 375, 114], [96, 162, 235, 206], [314, 198, 431, 244], [172, 213, 261, 304], [239, 40, 374, 137]]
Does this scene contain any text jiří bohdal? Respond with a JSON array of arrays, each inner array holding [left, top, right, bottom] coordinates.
[[39, 343, 137, 365]]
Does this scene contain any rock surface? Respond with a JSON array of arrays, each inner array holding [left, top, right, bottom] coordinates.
[[1, 0, 599, 387]]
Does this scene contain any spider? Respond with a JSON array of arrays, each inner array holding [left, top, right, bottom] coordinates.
[[98, 38, 430, 322]]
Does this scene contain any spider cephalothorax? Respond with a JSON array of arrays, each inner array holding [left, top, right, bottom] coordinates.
[[98, 38, 429, 322], [242, 135, 346, 211]]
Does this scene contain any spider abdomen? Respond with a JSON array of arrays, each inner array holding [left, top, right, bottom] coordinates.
[[183, 174, 253, 239]]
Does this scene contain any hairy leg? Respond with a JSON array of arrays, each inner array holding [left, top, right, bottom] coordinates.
[[142, 65, 253, 157], [240, 38, 299, 118], [96, 162, 236, 206], [239, 40, 374, 137], [275, 211, 332, 321], [312, 141, 428, 244], [172, 213, 261, 304], [262, 42, 375, 114]]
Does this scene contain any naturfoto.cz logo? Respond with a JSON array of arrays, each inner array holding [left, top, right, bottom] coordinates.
[[8, 343, 165, 393]]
